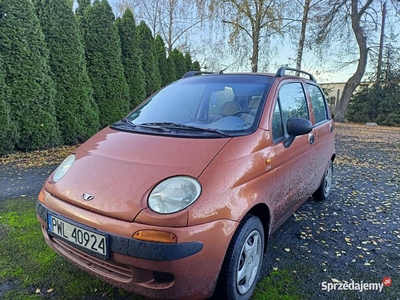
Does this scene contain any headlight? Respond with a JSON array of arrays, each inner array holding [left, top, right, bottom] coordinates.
[[52, 154, 75, 183], [148, 176, 202, 214]]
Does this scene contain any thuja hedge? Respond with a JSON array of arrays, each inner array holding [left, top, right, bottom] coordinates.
[[0, 0, 60, 151], [34, 0, 99, 145]]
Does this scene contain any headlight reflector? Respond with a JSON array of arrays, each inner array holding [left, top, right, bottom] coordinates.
[[148, 176, 201, 214], [52, 154, 75, 183]]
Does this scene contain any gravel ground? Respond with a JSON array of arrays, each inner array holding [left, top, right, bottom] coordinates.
[[262, 123, 400, 299], [0, 123, 399, 299]]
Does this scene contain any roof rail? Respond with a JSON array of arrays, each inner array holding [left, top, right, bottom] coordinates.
[[182, 71, 216, 78], [276, 67, 316, 82]]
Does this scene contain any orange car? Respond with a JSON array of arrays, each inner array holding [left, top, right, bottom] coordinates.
[[37, 67, 335, 300]]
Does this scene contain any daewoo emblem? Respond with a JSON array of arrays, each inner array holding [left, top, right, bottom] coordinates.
[[82, 193, 95, 201]]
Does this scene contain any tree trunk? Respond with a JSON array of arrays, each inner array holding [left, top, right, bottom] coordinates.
[[376, 1, 386, 83], [251, 41, 259, 72], [296, 0, 311, 70], [334, 0, 372, 122], [251, 22, 260, 73], [168, 1, 174, 54]]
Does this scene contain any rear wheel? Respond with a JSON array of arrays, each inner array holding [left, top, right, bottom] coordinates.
[[313, 160, 333, 201], [215, 214, 264, 300]]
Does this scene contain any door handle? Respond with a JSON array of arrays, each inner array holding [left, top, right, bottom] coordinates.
[[309, 134, 315, 144]]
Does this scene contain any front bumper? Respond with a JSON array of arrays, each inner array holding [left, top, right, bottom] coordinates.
[[36, 193, 238, 300], [37, 201, 203, 261]]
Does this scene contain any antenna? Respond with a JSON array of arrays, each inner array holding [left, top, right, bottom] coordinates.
[[219, 59, 240, 74]]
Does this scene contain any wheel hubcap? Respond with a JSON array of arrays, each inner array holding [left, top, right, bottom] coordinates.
[[236, 230, 262, 295], [323, 162, 332, 197]]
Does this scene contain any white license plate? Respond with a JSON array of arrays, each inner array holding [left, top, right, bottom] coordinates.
[[47, 214, 108, 258]]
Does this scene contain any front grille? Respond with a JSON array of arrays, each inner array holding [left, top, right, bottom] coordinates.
[[51, 236, 132, 282]]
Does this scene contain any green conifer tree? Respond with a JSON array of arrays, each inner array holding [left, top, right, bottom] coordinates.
[[192, 60, 201, 71], [0, 0, 60, 150], [76, 0, 91, 16], [184, 52, 193, 72], [166, 56, 177, 84], [137, 21, 162, 97], [170, 48, 187, 79], [154, 35, 170, 87], [117, 9, 146, 108], [34, 0, 99, 144], [82, 0, 130, 128], [0, 54, 17, 155]]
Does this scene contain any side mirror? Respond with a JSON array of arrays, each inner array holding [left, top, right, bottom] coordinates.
[[284, 118, 313, 148]]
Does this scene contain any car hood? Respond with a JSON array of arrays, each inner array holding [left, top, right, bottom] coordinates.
[[49, 127, 230, 222]]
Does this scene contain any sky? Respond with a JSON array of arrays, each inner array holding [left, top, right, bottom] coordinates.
[[83, 0, 400, 85]]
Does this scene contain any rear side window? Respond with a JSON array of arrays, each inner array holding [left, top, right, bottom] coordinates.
[[272, 82, 309, 141], [307, 84, 329, 123]]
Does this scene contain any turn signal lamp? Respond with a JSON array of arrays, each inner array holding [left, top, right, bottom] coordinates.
[[133, 230, 177, 244]]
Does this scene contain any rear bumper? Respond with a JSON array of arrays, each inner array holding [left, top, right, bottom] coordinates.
[[36, 195, 238, 300]]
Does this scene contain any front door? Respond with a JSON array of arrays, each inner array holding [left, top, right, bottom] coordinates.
[[269, 81, 315, 229]]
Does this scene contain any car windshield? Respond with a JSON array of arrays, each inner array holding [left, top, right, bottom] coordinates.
[[123, 75, 272, 137]]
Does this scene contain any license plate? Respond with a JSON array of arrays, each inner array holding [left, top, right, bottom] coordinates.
[[47, 214, 108, 258]]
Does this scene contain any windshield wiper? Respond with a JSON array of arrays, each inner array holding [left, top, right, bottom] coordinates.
[[137, 122, 172, 132], [139, 122, 228, 136], [122, 118, 136, 127]]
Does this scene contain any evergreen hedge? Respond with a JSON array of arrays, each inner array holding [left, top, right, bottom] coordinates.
[[117, 9, 146, 109], [81, 0, 130, 128], [170, 48, 187, 79], [137, 21, 162, 97], [192, 60, 201, 71], [184, 52, 193, 72], [347, 68, 400, 126], [166, 56, 177, 83], [34, 0, 99, 144], [0, 54, 17, 155], [0, 0, 60, 150], [76, 0, 91, 16], [155, 35, 171, 87]]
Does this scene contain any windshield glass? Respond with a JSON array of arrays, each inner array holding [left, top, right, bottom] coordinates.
[[125, 75, 272, 136]]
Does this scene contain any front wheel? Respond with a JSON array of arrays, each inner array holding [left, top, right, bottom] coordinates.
[[313, 160, 333, 201], [215, 214, 264, 300]]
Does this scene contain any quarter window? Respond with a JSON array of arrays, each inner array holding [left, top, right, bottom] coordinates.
[[272, 102, 283, 141]]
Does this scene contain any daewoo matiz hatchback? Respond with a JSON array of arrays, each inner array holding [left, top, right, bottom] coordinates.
[[37, 67, 335, 300]]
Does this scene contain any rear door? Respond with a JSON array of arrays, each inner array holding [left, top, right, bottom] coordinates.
[[306, 83, 335, 189]]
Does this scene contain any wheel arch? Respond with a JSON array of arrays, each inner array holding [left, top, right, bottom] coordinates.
[[246, 203, 271, 253]]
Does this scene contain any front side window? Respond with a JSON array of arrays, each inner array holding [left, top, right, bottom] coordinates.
[[272, 82, 309, 139], [307, 84, 329, 123], [279, 82, 309, 122]]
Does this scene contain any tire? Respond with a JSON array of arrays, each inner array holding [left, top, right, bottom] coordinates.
[[214, 214, 264, 300], [313, 160, 333, 201]]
